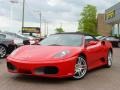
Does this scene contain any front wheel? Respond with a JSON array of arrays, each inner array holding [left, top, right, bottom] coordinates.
[[106, 51, 113, 68], [73, 56, 88, 80]]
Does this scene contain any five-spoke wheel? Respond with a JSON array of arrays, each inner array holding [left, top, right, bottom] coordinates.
[[73, 56, 87, 80], [0, 45, 7, 58], [106, 51, 112, 68]]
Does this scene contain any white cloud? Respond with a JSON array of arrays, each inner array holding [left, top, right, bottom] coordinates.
[[0, 0, 120, 34], [83, 0, 117, 13], [47, 0, 63, 6], [0, 16, 10, 27]]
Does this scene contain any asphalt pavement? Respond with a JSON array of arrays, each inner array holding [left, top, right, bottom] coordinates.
[[0, 48, 120, 90]]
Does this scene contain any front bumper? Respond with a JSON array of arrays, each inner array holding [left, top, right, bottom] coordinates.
[[6, 56, 78, 78]]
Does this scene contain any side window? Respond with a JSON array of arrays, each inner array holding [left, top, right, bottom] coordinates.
[[85, 36, 96, 45], [85, 36, 94, 42]]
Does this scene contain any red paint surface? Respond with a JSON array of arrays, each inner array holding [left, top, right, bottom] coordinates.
[[7, 37, 112, 78]]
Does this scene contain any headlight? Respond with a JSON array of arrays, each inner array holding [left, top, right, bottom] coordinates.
[[53, 50, 70, 58]]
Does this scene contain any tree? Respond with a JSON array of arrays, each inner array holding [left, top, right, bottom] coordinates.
[[55, 27, 64, 33], [78, 5, 97, 35]]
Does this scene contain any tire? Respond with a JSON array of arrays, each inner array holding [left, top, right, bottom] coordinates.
[[73, 56, 88, 80], [118, 42, 120, 48], [106, 51, 112, 68], [0, 45, 7, 58]]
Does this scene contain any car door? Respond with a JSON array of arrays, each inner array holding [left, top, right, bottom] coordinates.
[[85, 36, 103, 69]]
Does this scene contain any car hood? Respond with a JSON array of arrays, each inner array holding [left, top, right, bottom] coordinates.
[[8, 45, 83, 61]]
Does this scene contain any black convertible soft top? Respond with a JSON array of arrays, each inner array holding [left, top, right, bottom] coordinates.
[[54, 32, 98, 40]]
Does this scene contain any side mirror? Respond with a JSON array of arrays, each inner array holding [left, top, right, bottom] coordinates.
[[86, 41, 97, 46]]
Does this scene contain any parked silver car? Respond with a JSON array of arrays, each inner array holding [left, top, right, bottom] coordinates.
[[1, 32, 39, 47], [0, 34, 16, 58]]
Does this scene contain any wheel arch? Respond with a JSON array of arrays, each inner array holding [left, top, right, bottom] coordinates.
[[78, 52, 88, 66], [79, 52, 87, 60], [0, 44, 7, 48]]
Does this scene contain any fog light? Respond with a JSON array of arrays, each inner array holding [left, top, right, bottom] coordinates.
[[44, 66, 58, 74]]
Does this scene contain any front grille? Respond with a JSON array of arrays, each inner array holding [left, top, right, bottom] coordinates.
[[34, 66, 59, 75], [44, 66, 58, 74]]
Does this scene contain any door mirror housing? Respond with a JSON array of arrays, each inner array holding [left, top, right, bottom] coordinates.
[[86, 41, 97, 46]]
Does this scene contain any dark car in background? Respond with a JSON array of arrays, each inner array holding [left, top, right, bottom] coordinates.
[[0, 32, 39, 47], [0, 35, 15, 58], [4, 32, 31, 46], [98, 36, 120, 48], [22, 34, 44, 42]]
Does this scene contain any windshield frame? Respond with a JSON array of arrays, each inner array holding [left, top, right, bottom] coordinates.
[[40, 34, 84, 47]]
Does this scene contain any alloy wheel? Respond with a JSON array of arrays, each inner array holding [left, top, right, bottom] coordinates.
[[73, 56, 87, 79], [0, 45, 7, 58], [107, 51, 112, 67]]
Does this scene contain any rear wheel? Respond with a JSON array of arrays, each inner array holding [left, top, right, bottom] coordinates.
[[73, 56, 87, 80], [0, 45, 7, 58], [106, 51, 112, 68]]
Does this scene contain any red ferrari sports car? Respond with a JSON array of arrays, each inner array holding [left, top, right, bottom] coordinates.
[[6, 32, 113, 80]]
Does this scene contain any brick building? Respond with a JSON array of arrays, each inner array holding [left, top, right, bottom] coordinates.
[[97, 14, 112, 36], [105, 2, 120, 37]]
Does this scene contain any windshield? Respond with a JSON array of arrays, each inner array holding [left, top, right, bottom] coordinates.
[[40, 34, 83, 46]]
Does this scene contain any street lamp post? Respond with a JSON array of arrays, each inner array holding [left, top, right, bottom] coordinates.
[[44, 20, 49, 36], [35, 11, 42, 37], [39, 12, 42, 37], [46, 21, 48, 36], [118, 23, 120, 37], [22, 0, 25, 33]]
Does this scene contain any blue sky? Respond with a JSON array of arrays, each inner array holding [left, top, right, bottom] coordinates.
[[0, 0, 119, 35]]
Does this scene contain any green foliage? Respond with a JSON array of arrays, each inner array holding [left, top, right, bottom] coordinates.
[[78, 4, 97, 35], [55, 27, 64, 33]]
